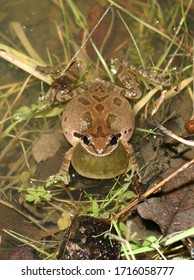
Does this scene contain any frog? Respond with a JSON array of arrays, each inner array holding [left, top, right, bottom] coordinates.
[[38, 59, 144, 184]]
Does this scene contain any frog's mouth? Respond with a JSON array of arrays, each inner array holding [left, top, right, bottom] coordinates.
[[82, 142, 118, 157], [74, 132, 121, 157]]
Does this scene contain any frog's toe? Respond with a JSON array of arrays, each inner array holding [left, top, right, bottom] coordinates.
[[127, 163, 142, 182], [132, 165, 142, 182], [60, 172, 71, 185], [48, 172, 71, 186]]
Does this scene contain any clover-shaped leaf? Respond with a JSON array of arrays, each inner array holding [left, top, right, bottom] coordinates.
[[25, 186, 52, 204]]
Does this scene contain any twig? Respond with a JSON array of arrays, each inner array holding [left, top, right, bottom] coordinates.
[[58, 4, 113, 77], [113, 158, 194, 220], [152, 90, 194, 146], [133, 76, 193, 115]]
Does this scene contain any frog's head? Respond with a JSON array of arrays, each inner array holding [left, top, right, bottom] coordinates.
[[74, 125, 121, 157]]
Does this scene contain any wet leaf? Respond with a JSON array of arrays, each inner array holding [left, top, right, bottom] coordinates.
[[119, 190, 137, 200], [25, 186, 52, 204], [8, 246, 34, 260], [57, 211, 72, 231], [20, 171, 31, 184], [32, 130, 65, 163], [137, 166, 194, 237], [92, 200, 99, 214], [33, 146, 67, 181]]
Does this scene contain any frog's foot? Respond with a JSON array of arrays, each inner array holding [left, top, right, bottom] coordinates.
[[123, 143, 142, 182], [46, 148, 73, 187], [131, 163, 142, 182], [47, 171, 70, 187], [126, 162, 142, 182]]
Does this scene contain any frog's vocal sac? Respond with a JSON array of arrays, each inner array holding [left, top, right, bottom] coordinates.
[[41, 60, 142, 182]]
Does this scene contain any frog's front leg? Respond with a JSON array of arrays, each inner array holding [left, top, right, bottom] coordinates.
[[111, 58, 142, 100], [37, 61, 81, 105], [49, 147, 73, 185], [123, 142, 142, 181]]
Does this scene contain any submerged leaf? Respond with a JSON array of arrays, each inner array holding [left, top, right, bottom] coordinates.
[[32, 130, 65, 163], [137, 166, 194, 237], [25, 186, 52, 204], [57, 211, 72, 231]]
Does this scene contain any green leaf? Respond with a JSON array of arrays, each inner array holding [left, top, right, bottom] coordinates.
[[25, 193, 40, 204], [20, 171, 30, 184], [92, 200, 99, 215], [24, 186, 52, 204]]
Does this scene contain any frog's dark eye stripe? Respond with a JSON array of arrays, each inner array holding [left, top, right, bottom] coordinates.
[[74, 132, 82, 138]]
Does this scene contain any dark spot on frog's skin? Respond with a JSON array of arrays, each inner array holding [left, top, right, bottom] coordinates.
[[79, 84, 89, 91], [106, 114, 117, 127], [92, 95, 109, 102], [95, 87, 105, 93], [78, 97, 91, 106], [92, 84, 106, 93], [95, 104, 104, 112], [127, 128, 132, 133], [113, 97, 122, 107], [120, 89, 126, 96], [92, 125, 108, 138], [107, 84, 114, 91], [82, 112, 93, 127]]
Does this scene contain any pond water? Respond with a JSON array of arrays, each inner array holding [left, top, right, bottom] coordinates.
[[0, 0, 193, 260]]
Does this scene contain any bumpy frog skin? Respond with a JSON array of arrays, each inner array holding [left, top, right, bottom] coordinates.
[[42, 59, 142, 182]]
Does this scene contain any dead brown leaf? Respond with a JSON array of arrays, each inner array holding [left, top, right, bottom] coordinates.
[[137, 165, 194, 236], [32, 129, 65, 163]]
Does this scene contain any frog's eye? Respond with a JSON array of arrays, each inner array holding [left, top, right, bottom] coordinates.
[[82, 135, 90, 145], [109, 133, 121, 145], [110, 135, 117, 145]]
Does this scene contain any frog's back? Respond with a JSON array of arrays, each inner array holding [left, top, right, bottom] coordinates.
[[62, 80, 135, 146]]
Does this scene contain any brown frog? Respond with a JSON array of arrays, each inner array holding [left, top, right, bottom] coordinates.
[[39, 59, 143, 183]]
